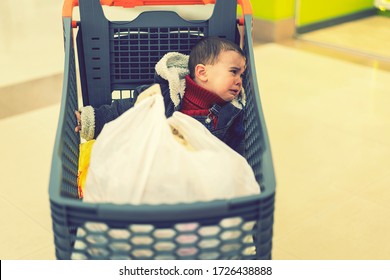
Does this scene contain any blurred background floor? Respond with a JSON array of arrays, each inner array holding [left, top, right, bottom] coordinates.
[[299, 15, 390, 61], [1, 1, 390, 260]]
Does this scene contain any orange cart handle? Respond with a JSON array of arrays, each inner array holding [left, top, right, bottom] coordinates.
[[63, 0, 252, 24]]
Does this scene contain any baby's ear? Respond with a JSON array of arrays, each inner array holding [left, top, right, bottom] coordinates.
[[194, 64, 208, 82]]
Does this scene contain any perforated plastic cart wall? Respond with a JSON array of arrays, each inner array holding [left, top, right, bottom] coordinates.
[[49, 0, 276, 260]]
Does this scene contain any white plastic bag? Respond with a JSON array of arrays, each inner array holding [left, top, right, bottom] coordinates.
[[83, 84, 260, 205], [73, 84, 261, 259]]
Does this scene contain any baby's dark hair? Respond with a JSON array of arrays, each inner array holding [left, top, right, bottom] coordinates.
[[188, 37, 246, 79]]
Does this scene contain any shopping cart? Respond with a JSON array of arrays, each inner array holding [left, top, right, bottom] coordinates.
[[49, 0, 276, 260]]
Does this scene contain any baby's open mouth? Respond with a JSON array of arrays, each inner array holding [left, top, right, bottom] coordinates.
[[230, 89, 239, 95]]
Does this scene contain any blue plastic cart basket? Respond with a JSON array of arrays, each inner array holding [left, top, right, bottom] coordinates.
[[49, 0, 276, 260]]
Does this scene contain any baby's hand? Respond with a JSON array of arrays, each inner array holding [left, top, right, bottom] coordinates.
[[75, 110, 81, 133]]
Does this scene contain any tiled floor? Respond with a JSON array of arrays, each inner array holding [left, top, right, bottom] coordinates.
[[1, 1, 390, 260], [254, 43, 390, 259], [299, 15, 390, 61]]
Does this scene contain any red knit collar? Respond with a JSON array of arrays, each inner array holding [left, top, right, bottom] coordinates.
[[183, 75, 226, 109]]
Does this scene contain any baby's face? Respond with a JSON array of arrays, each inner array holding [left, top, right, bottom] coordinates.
[[203, 50, 246, 102]]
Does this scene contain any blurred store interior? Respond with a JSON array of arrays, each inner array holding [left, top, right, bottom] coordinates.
[[1, 0, 390, 259]]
